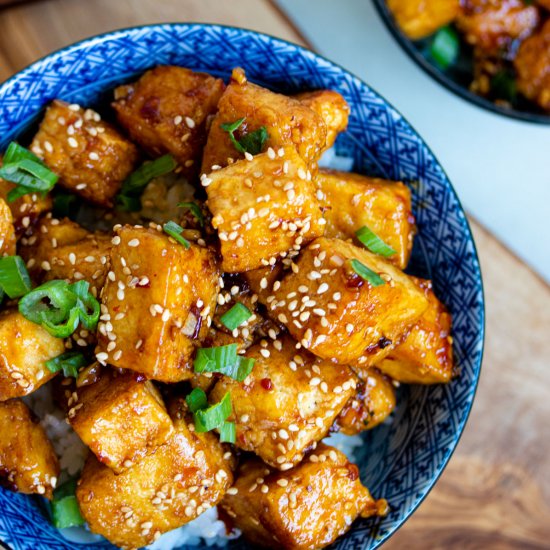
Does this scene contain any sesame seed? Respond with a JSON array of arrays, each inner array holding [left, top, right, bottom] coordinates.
[[261, 484, 269, 494], [89, 152, 99, 161], [227, 487, 238, 495], [317, 283, 329, 294], [128, 239, 140, 247], [185, 116, 195, 128], [276, 478, 289, 487], [41, 261, 51, 271], [309, 377, 321, 386], [174, 115, 183, 125], [67, 137, 78, 148]]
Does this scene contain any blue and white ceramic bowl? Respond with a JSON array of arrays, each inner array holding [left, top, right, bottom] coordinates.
[[0, 24, 484, 550]]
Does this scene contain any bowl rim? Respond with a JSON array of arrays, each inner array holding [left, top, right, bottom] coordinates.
[[0, 22, 485, 549], [372, 0, 550, 125]]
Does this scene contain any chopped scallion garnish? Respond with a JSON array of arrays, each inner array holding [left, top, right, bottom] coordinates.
[[0, 255, 32, 298], [194, 344, 255, 382], [220, 118, 268, 156], [220, 303, 252, 331], [219, 421, 236, 444], [350, 259, 385, 287], [178, 202, 204, 227], [0, 142, 58, 202], [117, 154, 177, 211], [430, 26, 459, 70], [355, 226, 396, 258], [193, 392, 232, 433], [186, 387, 208, 413], [45, 351, 87, 378], [163, 221, 190, 248], [50, 479, 85, 529]]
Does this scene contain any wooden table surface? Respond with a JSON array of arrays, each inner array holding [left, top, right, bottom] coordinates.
[[0, 1, 549, 548]]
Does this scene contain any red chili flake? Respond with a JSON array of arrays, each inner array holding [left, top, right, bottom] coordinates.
[[260, 378, 273, 390]]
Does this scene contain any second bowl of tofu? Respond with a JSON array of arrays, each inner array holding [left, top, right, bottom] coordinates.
[[0, 23, 484, 550]]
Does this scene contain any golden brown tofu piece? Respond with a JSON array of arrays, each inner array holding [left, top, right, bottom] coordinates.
[[514, 19, 550, 111], [388, 0, 461, 40], [243, 263, 284, 302], [20, 216, 111, 294], [202, 68, 326, 172], [69, 367, 174, 473], [113, 66, 224, 178], [95, 225, 219, 382], [0, 309, 65, 401], [0, 198, 16, 256], [269, 237, 429, 367], [456, 0, 539, 53], [335, 368, 396, 434], [318, 168, 415, 269], [295, 90, 349, 152], [0, 176, 52, 236], [0, 399, 60, 499], [209, 336, 356, 470], [221, 443, 386, 550], [206, 147, 325, 273], [376, 278, 454, 384], [77, 399, 235, 548], [30, 100, 138, 207]]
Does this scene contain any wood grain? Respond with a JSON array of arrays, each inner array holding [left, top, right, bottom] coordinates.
[[0, 0, 548, 548]]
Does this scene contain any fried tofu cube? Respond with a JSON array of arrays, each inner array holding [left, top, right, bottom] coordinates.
[[269, 237, 429, 366], [209, 336, 356, 470], [457, 0, 539, 53], [76, 398, 235, 549], [0, 310, 65, 401], [0, 198, 16, 256], [0, 399, 60, 499], [30, 100, 138, 207], [335, 368, 396, 434], [95, 225, 219, 382], [113, 66, 224, 178], [514, 19, 550, 111], [221, 444, 386, 550], [318, 169, 415, 269], [69, 367, 174, 473], [201, 68, 326, 172], [295, 90, 349, 152], [376, 278, 454, 384], [243, 264, 284, 301], [387, 0, 462, 40], [206, 147, 325, 272], [20, 216, 111, 293], [0, 176, 52, 236]]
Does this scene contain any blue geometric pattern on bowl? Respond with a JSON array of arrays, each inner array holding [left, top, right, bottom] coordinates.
[[0, 24, 484, 550]]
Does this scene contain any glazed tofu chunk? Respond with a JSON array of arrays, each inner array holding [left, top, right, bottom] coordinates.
[[221, 444, 386, 550], [0, 399, 60, 499], [201, 68, 326, 172], [95, 225, 219, 382], [269, 238, 429, 367], [295, 90, 349, 152], [30, 100, 138, 207], [456, 0, 539, 53], [113, 66, 224, 177], [209, 336, 357, 469], [335, 368, 396, 434], [318, 169, 415, 269], [0, 310, 65, 401], [69, 367, 174, 473], [387, 0, 461, 40], [206, 147, 325, 272], [77, 399, 235, 549], [514, 19, 550, 111], [0, 198, 16, 256], [20, 216, 111, 294], [376, 278, 454, 384]]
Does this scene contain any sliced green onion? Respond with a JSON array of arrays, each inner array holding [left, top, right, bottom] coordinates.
[[350, 259, 385, 287], [117, 154, 177, 211], [220, 303, 252, 331], [193, 392, 232, 433], [219, 421, 236, 444], [355, 226, 396, 258], [0, 142, 58, 202], [163, 221, 190, 248], [69, 281, 100, 330], [186, 388, 208, 413], [430, 26, 459, 70], [178, 202, 204, 227], [52, 192, 78, 219], [220, 118, 268, 156], [46, 351, 87, 378], [0, 256, 32, 298], [194, 344, 255, 382], [51, 479, 85, 529]]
